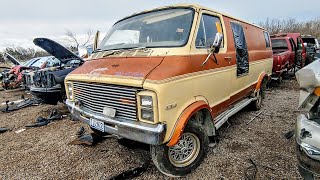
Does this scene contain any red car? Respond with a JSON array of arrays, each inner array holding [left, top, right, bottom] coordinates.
[[272, 33, 306, 69], [271, 36, 297, 81]]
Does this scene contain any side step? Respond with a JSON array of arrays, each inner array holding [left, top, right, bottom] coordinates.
[[214, 97, 256, 129]]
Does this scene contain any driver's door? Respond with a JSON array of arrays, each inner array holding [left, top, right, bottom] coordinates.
[[190, 12, 231, 116]]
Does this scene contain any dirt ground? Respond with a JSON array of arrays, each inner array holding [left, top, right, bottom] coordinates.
[[0, 79, 304, 179]]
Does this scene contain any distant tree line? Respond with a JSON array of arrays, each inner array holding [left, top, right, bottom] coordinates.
[[259, 18, 320, 38], [0, 47, 50, 64]]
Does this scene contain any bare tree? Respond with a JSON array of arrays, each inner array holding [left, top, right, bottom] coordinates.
[[65, 29, 94, 49], [259, 18, 320, 38]]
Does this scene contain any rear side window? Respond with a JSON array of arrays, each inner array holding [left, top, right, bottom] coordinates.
[[264, 32, 271, 48], [195, 14, 223, 48]]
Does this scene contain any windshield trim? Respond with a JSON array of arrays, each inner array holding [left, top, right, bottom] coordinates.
[[99, 7, 195, 52]]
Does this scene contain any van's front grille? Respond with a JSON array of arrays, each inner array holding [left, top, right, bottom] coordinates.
[[72, 81, 141, 121]]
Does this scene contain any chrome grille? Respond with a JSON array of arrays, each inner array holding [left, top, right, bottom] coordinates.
[[73, 81, 141, 121]]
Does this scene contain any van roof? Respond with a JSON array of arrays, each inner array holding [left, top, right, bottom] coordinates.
[[116, 3, 266, 31]]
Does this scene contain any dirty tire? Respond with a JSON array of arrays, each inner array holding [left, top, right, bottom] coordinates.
[[90, 127, 110, 136], [150, 121, 209, 177]]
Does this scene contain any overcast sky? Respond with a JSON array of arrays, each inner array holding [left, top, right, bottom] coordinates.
[[1, 0, 319, 50]]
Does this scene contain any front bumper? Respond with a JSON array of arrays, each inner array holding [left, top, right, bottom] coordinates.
[[296, 114, 320, 176], [66, 100, 166, 145], [30, 85, 63, 105]]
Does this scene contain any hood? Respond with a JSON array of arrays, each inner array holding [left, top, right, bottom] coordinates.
[[33, 38, 83, 63], [4, 53, 21, 65], [70, 57, 164, 85]]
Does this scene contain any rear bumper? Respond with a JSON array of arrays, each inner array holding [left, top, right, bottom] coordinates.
[[66, 99, 166, 145], [296, 114, 320, 177]]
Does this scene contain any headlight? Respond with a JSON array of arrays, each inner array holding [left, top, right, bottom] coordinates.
[[141, 96, 153, 107], [300, 142, 320, 161], [138, 92, 157, 123], [141, 108, 154, 121], [66, 83, 73, 100]]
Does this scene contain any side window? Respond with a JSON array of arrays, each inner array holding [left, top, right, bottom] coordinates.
[[195, 14, 223, 48], [231, 22, 249, 77], [264, 32, 271, 48], [289, 38, 296, 51]]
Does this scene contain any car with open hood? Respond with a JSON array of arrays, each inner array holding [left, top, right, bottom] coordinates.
[[28, 38, 84, 105], [1, 53, 60, 89], [64, 4, 273, 177]]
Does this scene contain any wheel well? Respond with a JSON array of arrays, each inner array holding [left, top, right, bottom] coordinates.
[[188, 108, 216, 137]]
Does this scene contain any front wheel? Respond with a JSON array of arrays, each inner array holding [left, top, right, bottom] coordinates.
[[150, 121, 209, 177]]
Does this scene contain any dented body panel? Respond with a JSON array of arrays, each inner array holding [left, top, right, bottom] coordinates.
[[295, 59, 320, 178]]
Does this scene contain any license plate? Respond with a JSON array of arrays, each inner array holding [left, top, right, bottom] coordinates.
[[90, 118, 105, 132]]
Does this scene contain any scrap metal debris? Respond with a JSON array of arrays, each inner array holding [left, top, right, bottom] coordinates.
[[1, 97, 42, 113], [284, 130, 294, 139], [245, 159, 257, 180], [247, 111, 263, 125], [109, 161, 150, 180], [0, 127, 10, 133], [25, 109, 64, 128], [76, 126, 86, 137], [69, 133, 107, 146], [15, 128, 26, 134]]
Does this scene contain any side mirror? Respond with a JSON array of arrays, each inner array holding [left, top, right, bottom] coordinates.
[[211, 33, 223, 53], [201, 33, 223, 67], [93, 30, 100, 51], [78, 46, 89, 58]]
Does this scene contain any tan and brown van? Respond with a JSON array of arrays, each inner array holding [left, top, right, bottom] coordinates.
[[65, 4, 273, 177]]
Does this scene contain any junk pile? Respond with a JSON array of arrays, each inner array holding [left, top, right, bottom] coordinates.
[[69, 126, 108, 146], [25, 109, 65, 128], [0, 96, 42, 113]]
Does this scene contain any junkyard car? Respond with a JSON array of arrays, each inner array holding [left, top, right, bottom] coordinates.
[[29, 38, 84, 105], [1, 53, 60, 89], [271, 36, 297, 82], [302, 35, 318, 65], [65, 4, 273, 176], [296, 60, 320, 179]]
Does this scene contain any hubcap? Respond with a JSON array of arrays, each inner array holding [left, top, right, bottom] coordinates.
[[168, 132, 200, 167]]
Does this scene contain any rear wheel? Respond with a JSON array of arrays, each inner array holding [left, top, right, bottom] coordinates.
[[150, 121, 209, 177], [251, 78, 267, 111]]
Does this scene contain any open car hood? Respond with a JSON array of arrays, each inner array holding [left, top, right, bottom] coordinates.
[[33, 38, 83, 63], [4, 53, 21, 65]]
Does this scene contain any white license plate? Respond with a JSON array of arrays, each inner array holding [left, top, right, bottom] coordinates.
[[89, 118, 105, 132]]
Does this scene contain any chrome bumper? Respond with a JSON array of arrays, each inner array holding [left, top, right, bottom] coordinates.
[[66, 100, 166, 145], [296, 114, 320, 176]]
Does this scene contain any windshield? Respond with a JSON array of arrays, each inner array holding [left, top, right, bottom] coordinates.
[[99, 8, 194, 51], [271, 39, 288, 49], [23, 58, 38, 67]]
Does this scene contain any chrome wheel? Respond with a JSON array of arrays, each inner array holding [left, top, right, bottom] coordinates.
[[168, 132, 200, 167]]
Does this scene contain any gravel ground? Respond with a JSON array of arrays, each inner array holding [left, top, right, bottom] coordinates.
[[0, 79, 304, 179]]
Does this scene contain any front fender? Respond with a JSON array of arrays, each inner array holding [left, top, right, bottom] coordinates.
[[166, 101, 211, 147]]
